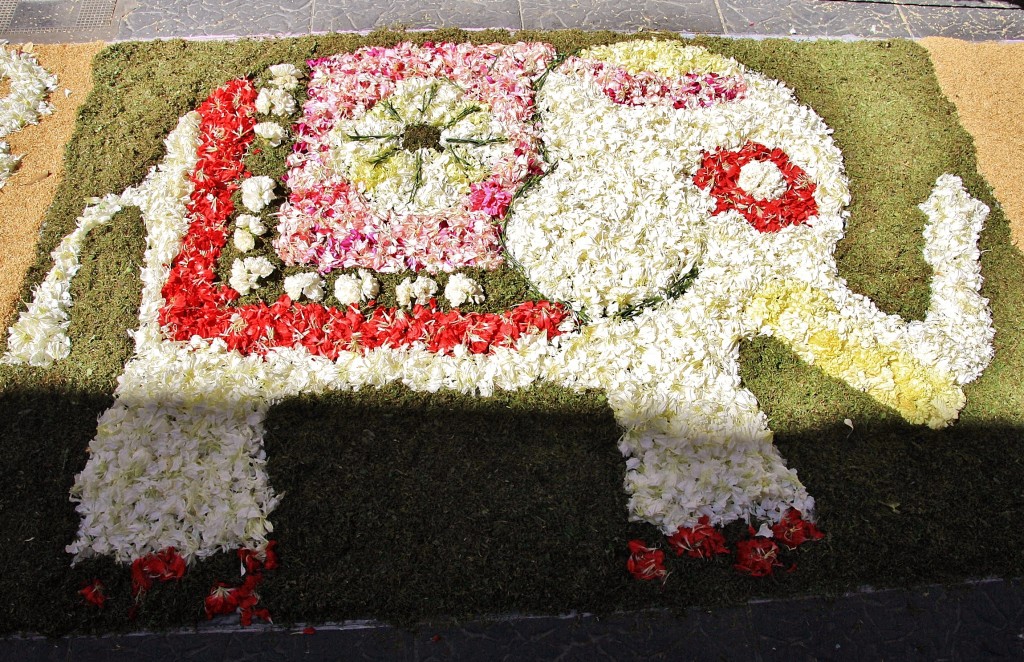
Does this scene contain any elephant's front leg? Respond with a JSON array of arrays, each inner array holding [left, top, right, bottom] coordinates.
[[557, 301, 813, 535]]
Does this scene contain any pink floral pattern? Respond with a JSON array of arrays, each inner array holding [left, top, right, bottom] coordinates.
[[274, 41, 555, 274], [558, 55, 746, 110]]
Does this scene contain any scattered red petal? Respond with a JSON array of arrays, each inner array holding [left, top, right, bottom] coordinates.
[[771, 509, 825, 550], [204, 582, 240, 620], [734, 537, 783, 577], [79, 579, 106, 608], [239, 540, 279, 576], [626, 539, 668, 582], [131, 547, 187, 600]]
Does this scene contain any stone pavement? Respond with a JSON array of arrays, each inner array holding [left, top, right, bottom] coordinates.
[[6, 579, 1024, 660], [0, 0, 1022, 42], [2, 0, 1024, 659]]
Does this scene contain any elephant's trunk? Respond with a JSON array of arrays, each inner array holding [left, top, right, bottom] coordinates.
[[745, 175, 992, 429]]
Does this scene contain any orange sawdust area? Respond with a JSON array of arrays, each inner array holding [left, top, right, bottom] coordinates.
[[921, 38, 1024, 251], [0, 42, 106, 330]]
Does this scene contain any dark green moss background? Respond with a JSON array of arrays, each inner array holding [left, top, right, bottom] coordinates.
[[0, 30, 1022, 636]]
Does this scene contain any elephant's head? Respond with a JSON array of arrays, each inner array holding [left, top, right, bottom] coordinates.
[[504, 41, 852, 320]]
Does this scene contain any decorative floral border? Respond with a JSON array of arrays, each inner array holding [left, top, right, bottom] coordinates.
[[275, 41, 555, 274]]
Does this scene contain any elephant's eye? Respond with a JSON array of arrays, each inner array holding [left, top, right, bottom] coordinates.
[[692, 141, 818, 233]]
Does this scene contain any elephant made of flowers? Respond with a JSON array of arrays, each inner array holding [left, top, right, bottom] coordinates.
[[4, 39, 991, 563]]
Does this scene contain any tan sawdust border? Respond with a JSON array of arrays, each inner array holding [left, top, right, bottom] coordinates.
[[921, 37, 1024, 250], [0, 42, 105, 329]]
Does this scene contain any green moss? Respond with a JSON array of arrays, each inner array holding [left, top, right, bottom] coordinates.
[[1, 31, 1022, 636]]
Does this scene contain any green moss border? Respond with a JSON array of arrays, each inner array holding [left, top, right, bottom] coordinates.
[[0, 30, 1022, 636]]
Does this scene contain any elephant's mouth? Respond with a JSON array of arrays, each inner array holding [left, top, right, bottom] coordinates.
[[614, 265, 700, 321]]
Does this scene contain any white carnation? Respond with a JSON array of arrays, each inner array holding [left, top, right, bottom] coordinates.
[[444, 273, 485, 307], [253, 122, 286, 147], [233, 227, 255, 252], [241, 176, 276, 212], [333, 274, 362, 305], [229, 257, 275, 296], [255, 87, 297, 116], [335, 269, 379, 305], [358, 268, 380, 300], [284, 272, 325, 301], [395, 276, 438, 307], [268, 63, 303, 90], [235, 213, 267, 236]]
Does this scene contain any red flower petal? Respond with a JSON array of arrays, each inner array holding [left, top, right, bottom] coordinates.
[[626, 540, 668, 582], [734, 537, 783, 577], [79, 579, 106, 609]]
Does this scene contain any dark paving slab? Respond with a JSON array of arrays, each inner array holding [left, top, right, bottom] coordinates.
[[311, 0, 522, 34], [4, 579, 1024, 661], [720, 0, 913, 38], [0, 0, 121, 43], [118, 0, 312, 40], [901, 4, 1024, 38], [519, 0, 724, 34]]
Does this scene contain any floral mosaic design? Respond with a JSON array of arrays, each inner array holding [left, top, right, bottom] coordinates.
[[3, 41, 993, 588]]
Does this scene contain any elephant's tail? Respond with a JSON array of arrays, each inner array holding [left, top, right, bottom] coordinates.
[[2, 111, 201, 367]]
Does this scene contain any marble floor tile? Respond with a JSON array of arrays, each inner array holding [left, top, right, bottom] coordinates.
[[901, 4, 1024, 39], [519, 0, 725, 34], [311, 0, 522, 34], [720, 0, 912, 37], [118, 0, 313, 40]]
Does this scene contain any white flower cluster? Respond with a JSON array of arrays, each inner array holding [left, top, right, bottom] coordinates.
[[266, 63, 302, 91], [395, 275, 437, 307], [333, 268, 379, 305], [229, 257, 275, 296], [393, 273, 485, 308], [256, 88, 296, 116], [253, 121, 286, 147], [241, 175, 276, 213], [0, 43, 58, 188], [236, 213, 267, 236], [233, 213, 268, 252], [443, 273, 484, 307], [283, 272, 324, 301]]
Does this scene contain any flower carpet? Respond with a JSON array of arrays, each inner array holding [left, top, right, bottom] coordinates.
[[1, 30, 1023, 635]]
